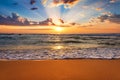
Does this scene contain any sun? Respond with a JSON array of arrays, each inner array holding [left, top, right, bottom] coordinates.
[[54, 27, 63, 32]]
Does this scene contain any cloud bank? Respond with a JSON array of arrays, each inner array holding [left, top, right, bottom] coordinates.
[[0, 13, 66, 26], [0, 13, 29, 25], [98, 14, 120, 24]]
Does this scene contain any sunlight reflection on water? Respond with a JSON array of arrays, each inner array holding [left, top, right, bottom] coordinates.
[[52, 45, 64, 50]]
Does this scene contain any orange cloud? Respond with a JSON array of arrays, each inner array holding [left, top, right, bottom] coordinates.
[[95, 8, 102, 11], [42, 0, 80, 8]]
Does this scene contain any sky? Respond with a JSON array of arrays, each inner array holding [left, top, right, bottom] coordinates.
[[0, 0, 120, 34]]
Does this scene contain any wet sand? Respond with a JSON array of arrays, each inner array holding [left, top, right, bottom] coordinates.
[[0, 59, 120, 80]]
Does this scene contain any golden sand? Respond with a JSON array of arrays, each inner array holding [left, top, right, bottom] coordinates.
[[0, 59, 120, 80]]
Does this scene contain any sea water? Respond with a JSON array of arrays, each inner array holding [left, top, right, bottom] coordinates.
[[0, 34, 120, 59]]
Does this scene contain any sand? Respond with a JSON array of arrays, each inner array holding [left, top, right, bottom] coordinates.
[[0, 59, 120, 80]]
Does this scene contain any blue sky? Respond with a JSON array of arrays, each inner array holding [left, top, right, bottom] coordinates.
[[0, 0, 48, 21], [0, 0, 120, 24]]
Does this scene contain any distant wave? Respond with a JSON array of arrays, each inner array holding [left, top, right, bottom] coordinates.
[[0, 34, 120, 47]]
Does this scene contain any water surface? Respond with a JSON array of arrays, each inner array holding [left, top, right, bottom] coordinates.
[[0, 34, 120, 50]]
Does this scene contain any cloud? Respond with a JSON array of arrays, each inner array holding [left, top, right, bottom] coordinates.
[[97, 14, 120, 24], [109, 0, 120, 3], [42, 0, 80, 8], [58, 19, 64, 24], [110, 0, 116, 3], [39, 18, 55, 25], [0, 13, 29, 25], [0, 13, 56, 26], [30, 0, 36, 5], [78, 13, 118, 27], [95, 8, 102, 11], [41, 0, 48, 5], [101, 12, 113, 16], [0, 13, 81, 26]]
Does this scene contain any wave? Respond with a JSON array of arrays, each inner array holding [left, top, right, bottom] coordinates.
[[0, 34, 120, 47]]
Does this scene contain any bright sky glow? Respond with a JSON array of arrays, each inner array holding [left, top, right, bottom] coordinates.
[[54, 27, 63, 32]]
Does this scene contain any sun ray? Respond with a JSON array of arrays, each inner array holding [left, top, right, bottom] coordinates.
[[42, 0, 61, 25]]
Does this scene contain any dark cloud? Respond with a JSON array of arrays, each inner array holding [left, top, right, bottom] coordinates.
[[59, 19, 64, 24], [30, 0, 36, 5], [70, 22, 76, 25], [30, 7, 38, 10], [53, 0, 79, 5], [98, 14, 120, 24]]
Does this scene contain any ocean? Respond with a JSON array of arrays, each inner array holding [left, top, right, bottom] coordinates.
[[0, 34, 120, 59]]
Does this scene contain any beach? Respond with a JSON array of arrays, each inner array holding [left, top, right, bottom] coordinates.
[[0, 59, 120, 80], [0, 34, 120, 80]]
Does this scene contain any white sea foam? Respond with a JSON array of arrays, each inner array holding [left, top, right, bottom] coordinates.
[[0, 48, 120, 60]]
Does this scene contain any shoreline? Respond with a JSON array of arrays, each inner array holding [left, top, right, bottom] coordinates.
[[0, 58, 120, 61]]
